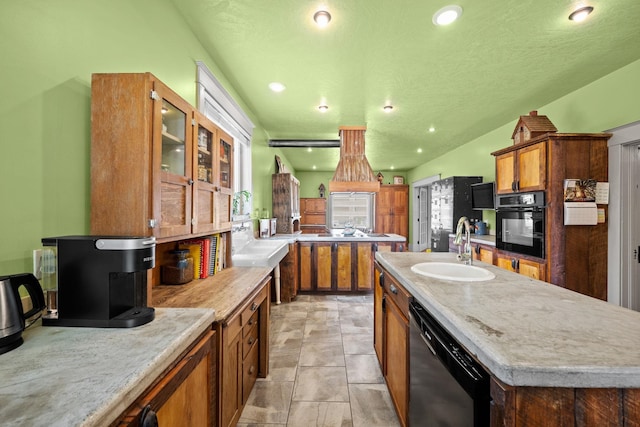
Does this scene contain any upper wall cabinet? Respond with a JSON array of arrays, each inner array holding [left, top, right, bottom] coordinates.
[[494, 142, 546, 194], [90, 72, 232, 241]]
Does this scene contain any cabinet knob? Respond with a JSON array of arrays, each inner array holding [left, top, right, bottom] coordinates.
[[390, 284, 398, 295], [248, 337, 254, 346], [187, 178, 194, 185], [140, 405, 158, 427], [251, 302, 258, 311]]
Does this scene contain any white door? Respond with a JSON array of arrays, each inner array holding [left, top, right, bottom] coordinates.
[[627, 142, 640, 310]]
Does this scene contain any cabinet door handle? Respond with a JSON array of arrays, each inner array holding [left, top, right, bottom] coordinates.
[[382, 295, 386, 313], [511, 181, 517, 192], [475, 245, 480, 255], [251, 302, 258, 311], [390, 284, 398, 295], [379, 271, 385, 288], [140, 405, 158, 427]]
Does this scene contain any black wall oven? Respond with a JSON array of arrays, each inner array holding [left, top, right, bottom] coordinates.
[[496, 191, 545, 259]]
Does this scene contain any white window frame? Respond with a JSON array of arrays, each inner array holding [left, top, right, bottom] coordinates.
[[195, 62, 254, 206]]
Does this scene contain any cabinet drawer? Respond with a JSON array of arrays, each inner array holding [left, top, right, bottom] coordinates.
[[241, 285, 267, 327], [242, 342, 259, 404], [383, 274, 411, 316], [243, 310, 259, 336], [224, 312, 242, 342], [243, 325, 258, 359]]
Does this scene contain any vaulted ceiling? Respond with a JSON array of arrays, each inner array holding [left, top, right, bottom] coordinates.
[[172, 0, 640, 172]]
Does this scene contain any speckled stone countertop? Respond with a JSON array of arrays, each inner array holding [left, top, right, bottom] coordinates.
[[376, 251, 640, 388], [448, 233, 496, 246], [269, 232, 406, 243], [0, 307, 215, 427]]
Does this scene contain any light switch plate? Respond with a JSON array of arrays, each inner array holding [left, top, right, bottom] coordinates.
[[33, 249, 42, 279]]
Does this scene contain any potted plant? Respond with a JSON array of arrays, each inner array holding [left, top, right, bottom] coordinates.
[[232, 190, 252, 219]]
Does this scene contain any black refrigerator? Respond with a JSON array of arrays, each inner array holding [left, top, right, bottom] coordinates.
[[430, 176, 482, 252]]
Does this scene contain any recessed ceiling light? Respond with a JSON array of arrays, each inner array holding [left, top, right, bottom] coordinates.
[[268, 82, 286, 92], [383, 105, 394, 113], [318, 105, 329, 112], [390, 166, 395, 170], [568, 6, 594, 22], [307, 147, 312, 152], [313, 10, 331, 27], [428, 127, 436, 132], [433, 5, 462, 26], [417, 148, 423, 153], [313, 165, 317, 170]]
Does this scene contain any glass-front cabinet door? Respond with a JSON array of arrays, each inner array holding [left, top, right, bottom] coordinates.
[[154, 79, 193, 239], [192, 110, 217, 234], [215, 129, 234, 230]]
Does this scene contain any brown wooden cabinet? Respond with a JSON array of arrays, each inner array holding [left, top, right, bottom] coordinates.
[[495, 252, 545, 281], [116, 330, 215, 426], [90, 73, 233, 290], [374, 262, 410, 427], [272, 173, 301, 234], [492, 133, 611, 299], [91, 72, 233, 241], [300, 198, 327, 233], [495, 141, 546, 194], [375, 185, 409, 239], [299, 241, 400, 293], [219, 280, 270, 427], [277, 242, 299, 303]]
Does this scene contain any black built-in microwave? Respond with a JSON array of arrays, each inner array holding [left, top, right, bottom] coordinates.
[[495, 191, 545, 259]]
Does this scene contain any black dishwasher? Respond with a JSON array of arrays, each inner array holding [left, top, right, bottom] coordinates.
[[409, 301, 490, 426]]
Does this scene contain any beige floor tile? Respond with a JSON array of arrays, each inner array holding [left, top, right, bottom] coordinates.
[[293, 366, 349, 402], [349, 383, 401, 427], [238, 381, 294, 425], [345, 354, 384, 384], [303, 320, 342, 342], [286, 401, 353, 427], [299, 341, 345, 366], [265, 350, 299, 381], [342, 333, 375, 355]]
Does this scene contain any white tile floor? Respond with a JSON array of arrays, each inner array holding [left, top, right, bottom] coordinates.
[[237, 294, 400, 427]]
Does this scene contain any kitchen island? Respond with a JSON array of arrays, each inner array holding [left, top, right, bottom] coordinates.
[[269, 232, 406, 298], [0, 307, 215, 426], [375, 251, 640, 424]]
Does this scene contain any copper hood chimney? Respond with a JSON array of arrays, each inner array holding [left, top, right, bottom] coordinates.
[[329, 126, 380, 193]]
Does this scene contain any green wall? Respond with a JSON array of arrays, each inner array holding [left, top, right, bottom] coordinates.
[[1, 0, 638, 275], [0, 0, 272, 275], [406, 58, 640, 243]]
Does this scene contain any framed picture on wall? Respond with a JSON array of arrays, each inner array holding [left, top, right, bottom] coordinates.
[[393, 176, 404, 184]]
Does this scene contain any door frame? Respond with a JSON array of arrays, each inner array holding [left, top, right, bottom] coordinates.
[[411, 174, 440, 252], [607, 120, 640, 308]]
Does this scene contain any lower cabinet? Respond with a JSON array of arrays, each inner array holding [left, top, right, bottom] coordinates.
[[495, 253, 545, 281], [448, 236, 495, 265], [117, 330, 215, 426], [300, 241, 392, 292], [219, 280, 270, 427], [278, 242, 299, 303], [374, 262, 410, 427]]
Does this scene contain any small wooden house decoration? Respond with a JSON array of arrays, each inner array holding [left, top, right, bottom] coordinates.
[[511, 110, 557, 145]]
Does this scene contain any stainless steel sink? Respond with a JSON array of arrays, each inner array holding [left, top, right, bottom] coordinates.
[[411, 262, 495, 282]]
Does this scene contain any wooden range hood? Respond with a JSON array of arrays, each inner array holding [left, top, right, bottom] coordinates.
[[329, 126, 380, 193]]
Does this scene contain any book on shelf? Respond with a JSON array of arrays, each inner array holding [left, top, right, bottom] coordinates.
[[178, 234, 227, 279]]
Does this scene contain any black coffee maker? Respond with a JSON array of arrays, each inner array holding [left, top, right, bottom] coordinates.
[[41, 236, 156, 328]]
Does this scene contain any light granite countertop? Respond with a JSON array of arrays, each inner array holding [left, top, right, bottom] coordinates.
[[0, 307, 215, 427], [376, 251, 640, 388], [448, 233, 496, 246], [269, 232, 406, 243]]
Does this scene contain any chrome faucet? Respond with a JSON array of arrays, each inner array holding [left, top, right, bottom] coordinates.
[[454, 216, 473, 265]]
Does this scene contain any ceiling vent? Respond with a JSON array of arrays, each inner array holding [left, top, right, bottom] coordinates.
[[329, 126, 380, 193]]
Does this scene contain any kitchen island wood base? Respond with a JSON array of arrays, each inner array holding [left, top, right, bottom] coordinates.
[[491, 378, 640, 426]]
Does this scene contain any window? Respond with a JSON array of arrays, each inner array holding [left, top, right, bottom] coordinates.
[[196, 62, 254, 206]]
